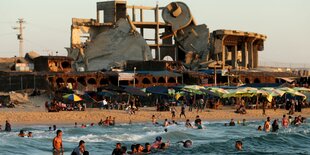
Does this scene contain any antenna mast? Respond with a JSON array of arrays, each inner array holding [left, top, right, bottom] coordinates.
[[12, 18, 26, 57]]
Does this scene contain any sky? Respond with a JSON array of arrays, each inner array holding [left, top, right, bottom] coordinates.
[[0, 0, 309, 67]]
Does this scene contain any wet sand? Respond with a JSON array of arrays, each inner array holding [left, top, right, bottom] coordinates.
[[1, 106, 309, 126]]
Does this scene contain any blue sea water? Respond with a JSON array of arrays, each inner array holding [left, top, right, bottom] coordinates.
[[0, 120, 309, 155]]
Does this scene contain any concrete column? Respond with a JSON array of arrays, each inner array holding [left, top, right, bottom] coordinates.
[[247, 41, 253, 68], [241, 42, 248, 68], [232, 45, 238, 68], [221, 35, 228, 68], [222, 44, 226, 68], [253, 44, 258, 68], [96, 11, 99, 23], [140, 9, 144, 37]]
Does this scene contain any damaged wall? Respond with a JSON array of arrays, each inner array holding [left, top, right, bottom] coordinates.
[[84, 18, 152, 71]]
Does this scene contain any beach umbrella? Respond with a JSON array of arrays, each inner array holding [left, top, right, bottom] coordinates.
[[277, 87, 306, 98], [181, 85, 205, 94], [146, 86, 168, 95], [293, 87, 310, 92], [183, 85, 205, 90], [223, 87, 256, 98], [63, 94, 82, 101], [97, 90, 116, 97], [123, 87, 147, 97], [261, 88, 285, 97], [200, 89, 221, 97]]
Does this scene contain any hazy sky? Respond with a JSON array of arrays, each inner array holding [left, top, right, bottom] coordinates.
[[0, 0, 309, 67]]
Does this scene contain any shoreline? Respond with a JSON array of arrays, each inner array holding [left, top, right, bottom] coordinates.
[[1, 107, 309, 127]]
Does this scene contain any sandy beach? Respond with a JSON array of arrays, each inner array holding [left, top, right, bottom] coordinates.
[[1, 106, 309, 126]]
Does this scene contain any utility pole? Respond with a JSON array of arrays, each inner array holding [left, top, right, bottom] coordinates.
[[12, 18, 26, 57]]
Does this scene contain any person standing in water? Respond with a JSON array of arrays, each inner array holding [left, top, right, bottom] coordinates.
[[112, 142, 122, 155], [53, 130, 63, 155], [272, 119, 279, 132], [151, 115, 158, 124], [264, 117, 271, 132], [171, 106, 176, 120], [5, 120, 11, 132], [180, 105, 186, 118], [282, 115, 289, 128], [72, 140, 87, 155]]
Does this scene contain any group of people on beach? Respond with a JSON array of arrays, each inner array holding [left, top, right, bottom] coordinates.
[[45, 100, 86, 112], [111, 136, 173, 155]]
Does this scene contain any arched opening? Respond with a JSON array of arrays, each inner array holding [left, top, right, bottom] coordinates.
[[254, 78, 261, 83], [66, 78, 76, 89], [67, 78, 76, 84], [168, 77, 176, 83], [87, 78, 97, 85], [56, 78, 65, 87], [61, 61, 71, 69], [152, 77, 157, 83], [245, 78, 250, 84], [100, 78, 109, 85], [158, 77, 165, 83], [77, 77, 87, 86], [142, 78, 151, 84]]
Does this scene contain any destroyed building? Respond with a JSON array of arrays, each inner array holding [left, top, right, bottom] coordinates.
[[67, 1, 266, 71]]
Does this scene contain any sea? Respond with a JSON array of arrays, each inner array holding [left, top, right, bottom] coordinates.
[[0, 119, 309, 155]]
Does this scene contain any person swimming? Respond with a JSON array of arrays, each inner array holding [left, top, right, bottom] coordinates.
[[81, 124, 87, 128], [164, 128, 168, 132], [185, 119, 193, 128], [127, 144, 137, 154], [27, 131, 32, 137], [143, 143, 151, 153], [177, 140, 193, 148], [18, 130, 26, 137], [257, 126, 262, 131], [151, 136, 162, 149], [229, 119, 236, 126], [235, 140, 243, 151], [135, 144, 144, 153]]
